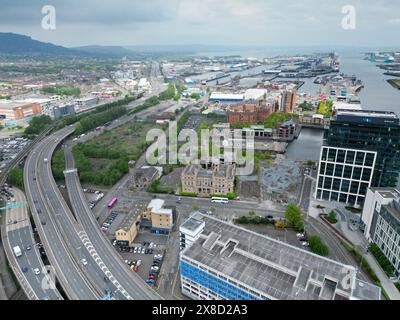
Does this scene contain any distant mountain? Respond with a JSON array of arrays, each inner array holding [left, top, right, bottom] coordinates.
[[72, 45, 136, 58], [0, 32, 82, 56]]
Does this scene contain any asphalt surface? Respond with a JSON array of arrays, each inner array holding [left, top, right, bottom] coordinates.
[[24, 127, 100, 300], [63, 144, 162, 300], [4, 188, 63, 300]]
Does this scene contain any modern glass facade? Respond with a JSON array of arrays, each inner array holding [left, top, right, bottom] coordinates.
[[180, 261, 260, 300], [316, 146, 376, 205], [325, 111, 400, 188]]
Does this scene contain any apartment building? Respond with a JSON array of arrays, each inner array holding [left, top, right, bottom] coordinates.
[[227, 103, 273, 124], [280, 89, 297, 113], [361, 188, 400, 278]]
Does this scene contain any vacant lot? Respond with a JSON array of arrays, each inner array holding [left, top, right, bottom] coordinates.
[[73, 121, 161, 187]]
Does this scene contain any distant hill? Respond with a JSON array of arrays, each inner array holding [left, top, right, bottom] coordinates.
[[72, 45, 136, 58], [0, 32, 81, 56]]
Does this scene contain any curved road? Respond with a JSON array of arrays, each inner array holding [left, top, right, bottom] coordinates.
[[24, 127, 100, 300], [63, 143, 162, 300]]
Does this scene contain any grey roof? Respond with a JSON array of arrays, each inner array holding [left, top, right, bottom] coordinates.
[[181, 213, 205, 232], [181, 213, 381, 300]]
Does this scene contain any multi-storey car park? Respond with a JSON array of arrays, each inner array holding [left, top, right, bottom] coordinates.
[[179, 212, 381, 300]]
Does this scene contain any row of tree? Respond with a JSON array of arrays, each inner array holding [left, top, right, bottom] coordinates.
[[75, 106, 127, 135], [24, 115, 53, 136]]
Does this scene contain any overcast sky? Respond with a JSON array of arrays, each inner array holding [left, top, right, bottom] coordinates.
[[0, 0, 399, 48]]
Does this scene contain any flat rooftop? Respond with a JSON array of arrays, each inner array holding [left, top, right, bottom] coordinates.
[[181, 213, 381, 300], [181, 213, 205, 232], [333, 109, 399, 126]]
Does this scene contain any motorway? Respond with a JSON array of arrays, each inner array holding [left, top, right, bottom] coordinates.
[[63, 145, 162, 300], [4, 188, 63, 300], [24, 127, 101, 300]]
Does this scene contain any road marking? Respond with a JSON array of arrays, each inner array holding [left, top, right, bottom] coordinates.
[[77, 231, 132, 300]]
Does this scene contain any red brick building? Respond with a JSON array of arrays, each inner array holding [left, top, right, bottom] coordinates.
[[227, 103, 273, 124], [281, 89, 297, 113]]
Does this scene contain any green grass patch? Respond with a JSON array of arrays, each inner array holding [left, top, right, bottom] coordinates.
[[73, 122, 159, 187], [41, 85, 81, 97]]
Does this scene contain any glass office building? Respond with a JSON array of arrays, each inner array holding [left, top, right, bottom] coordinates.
[[317, 110, 400, 205]]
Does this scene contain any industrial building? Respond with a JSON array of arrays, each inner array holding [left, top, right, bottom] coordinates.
[[209, 92, 244, 103], [0, 101, 42, 126], [316, 110, 400, 206], [179, 212, 381, 300], [361, 188, 400, 278]]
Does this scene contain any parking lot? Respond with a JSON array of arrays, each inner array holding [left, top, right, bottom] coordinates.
[[116, 232, 168, 287], [0, 136, 29, 174]]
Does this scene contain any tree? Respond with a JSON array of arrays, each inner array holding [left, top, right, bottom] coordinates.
[[285, 204, 304, 232], [309, 236, 329, 256], [7, 168, 24, 189], [327, 210, 338, 224], [24, 115, 52, 135]]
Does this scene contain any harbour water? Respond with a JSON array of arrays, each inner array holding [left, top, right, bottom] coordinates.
[[196, 47, 400, 160]]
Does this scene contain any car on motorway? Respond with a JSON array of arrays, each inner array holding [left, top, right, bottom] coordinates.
[[25, 245, 32, 251], [41, 221, 46, 226], [21, 266, 28, 273], [33, 268, 41, 275], [81, 258, 88, 266]]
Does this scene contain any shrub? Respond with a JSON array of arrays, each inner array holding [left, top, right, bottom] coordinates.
[[309, 236, 329, 256]]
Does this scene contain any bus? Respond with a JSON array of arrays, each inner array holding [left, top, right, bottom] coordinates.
[[107, 197, 118, 209], [211, 197, 229, 204]]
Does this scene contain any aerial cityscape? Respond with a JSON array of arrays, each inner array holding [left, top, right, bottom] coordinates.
[[0, 0, 400, 306]]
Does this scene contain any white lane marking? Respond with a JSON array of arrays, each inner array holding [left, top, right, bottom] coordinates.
[[77, 231, 132, 300]]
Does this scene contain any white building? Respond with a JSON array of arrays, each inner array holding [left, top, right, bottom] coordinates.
[[361, 188, 400, 278], [179, 212, 206, 251], [244, 89, 269, 102]]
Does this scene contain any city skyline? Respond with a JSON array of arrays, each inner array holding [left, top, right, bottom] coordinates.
[[0, 0, 400, 48]]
